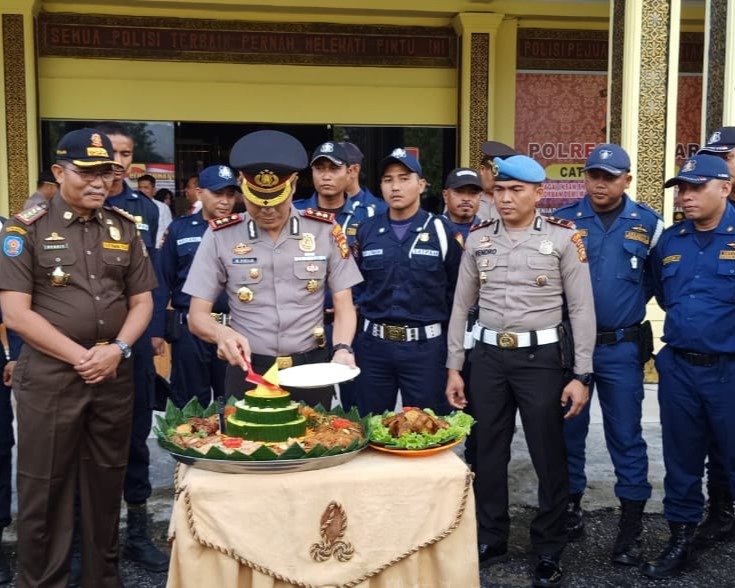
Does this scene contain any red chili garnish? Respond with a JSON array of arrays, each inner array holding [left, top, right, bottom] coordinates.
[[223, 437, 243, 448], [331, 417, 352, 429], [402, 406, 420, 413], [224, 406, 236, 418]]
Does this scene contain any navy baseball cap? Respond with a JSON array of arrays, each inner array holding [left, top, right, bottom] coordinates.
[[664, 154, 731, 188], [698, 127, 735, 155], [56, 128, 120, 168], [379, 148, 422, 177], [495, 155, 546, 183], [198, 165, 241, 192], [445, 167, 483, 190], [583, 144, 631, 176], [339, 141, 364, 165], [229, 130, 308, 207], [310, 141, 348, 166], [480, 141, 518, 160]]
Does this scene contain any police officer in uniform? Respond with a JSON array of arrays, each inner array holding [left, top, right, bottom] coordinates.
[[446, 155, 595, 587], [642, 154, 735, 579], [184, 130, 363, 407], [152, 165, 239, 408], [555, 144, 664, 563], [352, 148, 463, 415], [692, 127, 735, 545], [0, 128, 156, 587], [294, 141, 379, 408], [478, 141, 518, 220]]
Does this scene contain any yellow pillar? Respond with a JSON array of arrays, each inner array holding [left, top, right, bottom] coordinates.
[[608, 0, 681, 219], [452, 13, 512, 168], [702, 0, 735, 131], [0, 0, 40, 216]]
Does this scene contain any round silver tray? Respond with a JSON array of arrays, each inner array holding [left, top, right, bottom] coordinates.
[[168, 445, 367, 474]]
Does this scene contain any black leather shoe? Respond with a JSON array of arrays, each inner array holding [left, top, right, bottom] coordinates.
[[478, 542, 509, 568], [0, 548, 11, 585], [565, 492, 585, 541], [640, 522, 696, 579], [533, 555, 563, 587], [694, 484, 734, 549]]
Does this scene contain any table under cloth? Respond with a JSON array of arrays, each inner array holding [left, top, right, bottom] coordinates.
[[167, 449, 479, 588]]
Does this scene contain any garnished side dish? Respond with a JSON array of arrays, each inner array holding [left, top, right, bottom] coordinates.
[[369, 407, 475, 450]]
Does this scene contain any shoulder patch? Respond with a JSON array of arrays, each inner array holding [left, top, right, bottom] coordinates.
[[14, 204, 48, 226], [545, 216, 576, 230], [301, 208, 335, 223], [109, 206, 137, 224], [209, 213, 242, 231], [470, 219, 494, 232]]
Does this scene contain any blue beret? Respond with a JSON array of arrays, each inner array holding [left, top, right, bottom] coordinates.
[[494, 155, 546, 183]]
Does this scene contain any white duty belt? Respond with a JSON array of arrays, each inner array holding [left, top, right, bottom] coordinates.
[[472, 323, 559, 349]]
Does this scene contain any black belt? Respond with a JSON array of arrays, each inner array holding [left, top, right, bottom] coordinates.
[[596, 325, 640, 346], [673, 348, 735, 367], [251, 348, 328, 370]]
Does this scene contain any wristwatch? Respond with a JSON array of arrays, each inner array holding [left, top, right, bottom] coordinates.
[[331, 343, 354, 357], [113, 339, 132, 360], [573, 372, 593, 386]]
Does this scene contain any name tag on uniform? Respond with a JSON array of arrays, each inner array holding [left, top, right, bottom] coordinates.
[[412, 248, 439, 257], [103, 242, 130, 251], [232, 257, 257, 264], [293, 255, 326, 261], [625, 231, 650, 245], [362, 249, 383, 257], [719, 250, 735, 260], [475, 249, 497, 256], [177, 237, 202, 246], [136, 223, 149, 232], [42, 243, 69, 251]]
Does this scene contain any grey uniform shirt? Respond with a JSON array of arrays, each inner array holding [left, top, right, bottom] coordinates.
[[183, 206, 363, 356], [447, 214, 596, 373], [477, 195, 498, 222]]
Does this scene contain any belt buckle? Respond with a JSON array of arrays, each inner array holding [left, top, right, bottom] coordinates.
[[384, 325, 406, 342], [497, 331, 518, 349], [276, 356, 293, 369]]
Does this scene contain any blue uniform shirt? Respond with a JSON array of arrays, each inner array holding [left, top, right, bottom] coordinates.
[[443, 214, 481, 241], [556, 194, 664, 331], [650, 203, 735, 354], [351, 186, 388, 215], [106, 183, 160, 256], [151, 211, 229, 337], [355, 209, 463, 324]]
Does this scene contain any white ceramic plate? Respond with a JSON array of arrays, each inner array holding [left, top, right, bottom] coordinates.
[[277, 363, 361, 388]]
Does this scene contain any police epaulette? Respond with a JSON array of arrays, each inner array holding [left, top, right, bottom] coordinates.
[[14, 204, 48, 225], [301, 208, 335, 223], [209, 213, 242, 231], [470, 219, 493, 232], [545, 216, 576, 229], [109, 206, 137, 224]]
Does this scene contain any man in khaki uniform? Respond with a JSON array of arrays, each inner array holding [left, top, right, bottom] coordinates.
[[184, 130, 363, 406], [445, 155, 595, 587], [0, 128, 156, 587]]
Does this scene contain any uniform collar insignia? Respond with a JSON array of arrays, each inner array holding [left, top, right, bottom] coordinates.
[[533, 216, 543, 231], [247, 219, 258, 240], [290, 216, 300, 236]]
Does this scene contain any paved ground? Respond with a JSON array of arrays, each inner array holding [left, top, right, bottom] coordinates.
[[1, 385, 734, 586]]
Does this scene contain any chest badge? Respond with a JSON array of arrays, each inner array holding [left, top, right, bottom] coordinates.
[[45, 232, 65, 241], [535, 275, 548, 287], [49, 266, 70, 287], [109, 226, 121, 241], [237, 286, 254, 303], [539, 240, 554, 255], [249, 268, 260, 279], [306, 263, 319, 273], [63, 211, 73, 220], [479, 271, 488, 284], [419, 232, 430, 242], [480, 236, 492, 248], [479, 259, 489, 268], [233, 242, 252, 255], [306, 279, 319, 293], [299, 233, 316, 253]]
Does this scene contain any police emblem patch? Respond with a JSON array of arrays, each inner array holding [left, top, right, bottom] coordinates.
[[599, 149, 613, 160], [682, 160, 696, 173], [320, 143, 335, 153], [709, 131, 721, 144], [3, 236, 23, 257], [219, 166, 233, 179], [391, 148, 407, 158]]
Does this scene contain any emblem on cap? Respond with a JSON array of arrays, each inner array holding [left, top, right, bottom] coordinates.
[[219, 166, 233, 179], [237, 286, 254, 303], [599, 149, 613, 160], [90, 133, 103, 147], [254, 170, 278, 189], [391, 148, 407, 158], [320, 143, 334, 153], [709, 131, 722, 143], [682, 160, 696, 172]]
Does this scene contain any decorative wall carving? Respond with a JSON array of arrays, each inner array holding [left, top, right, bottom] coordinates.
[[469, 33, 489, 166], [704, 0, 727, 135]]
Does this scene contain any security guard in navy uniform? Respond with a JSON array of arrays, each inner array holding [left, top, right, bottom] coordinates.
[[97, 122, 167, 572], [339, 141, 388, 214], [151, 165, 239, 408], [446, 155, 596, 587], [554, 144, 664, 564], [183, 131, 363, 407], [352, 148, 463, 416], [294, 141, 379, 408], [642, 154, 735, 579], [692, 127, 735, 547]]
